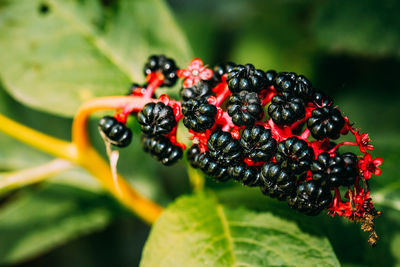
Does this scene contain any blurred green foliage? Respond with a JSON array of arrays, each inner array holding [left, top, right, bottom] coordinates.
[[0, 0, 399, 266]]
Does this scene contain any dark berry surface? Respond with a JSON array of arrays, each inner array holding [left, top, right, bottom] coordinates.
[[141, 135, 182, 166], [268, 92, 305, 126], [228, 91, 263, 127], [207, 130, 242, 166], [307, 106, 345, 140], [275, 136, 314, 174], [311, 152, 346, 187], [182, 99, 217, 132], [239, 125, 277, 162], [259, 162, 297, 200], [273, 72, 314, 101], [143, 55, 179, 87], [288, 180, 332, 216], [98, 116, 132, 148], [180, 81, 214, 103], [138, 102, 176, 136], [226, 64, 267, 93], [227, 163, 259, 186]]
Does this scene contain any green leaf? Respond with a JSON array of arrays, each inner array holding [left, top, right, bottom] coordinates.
[[0, 0, 191, 117], [141, 193, 340, 267], [0, 183, 118, 265], [312, 0, 400, 57]]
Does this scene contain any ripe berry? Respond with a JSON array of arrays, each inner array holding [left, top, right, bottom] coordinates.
[[273, 72, 314, 101], [258, 162, 297, 200], [207, 130, 242, 166], [287, 180, 333, 216], [226, 64, 267, 93], [275, 136, 314, 174], [311, 152, 346, 187], [180, 81, 214, 103], [138, 102, 176, 136], [209, 62, 236, 85], [182, 99, 217, 132], [268, 92, 305, 126], [307, 106, 345, 140], [197, 152, 229, 181], [227, 91, 263, 127], [265, 70, 277, 87], [143, 55, 178, 87], [227, 163, 259, 186], [98, 116, 132, 148], [341, 152, 359, 186], [141, 135, 183, 166], [312, 91, 333, 107], [239, 125, 277, 162], [187, 144, 201, 168]]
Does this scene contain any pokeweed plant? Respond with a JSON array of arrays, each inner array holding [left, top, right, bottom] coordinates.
[[0, 0, 389, 266]]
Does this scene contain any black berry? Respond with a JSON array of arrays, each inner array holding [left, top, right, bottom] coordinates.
[[228, 91, 263, 127], [182, 99, 217, 132], [210, 62, 236, 85], [311, 152, 346, 187], [138, 102, 176, 136], [98, 116, 132, 148], [207, 130, 242, 166], [239, 125, 277, 162], [180, 81, 214, 103], [312, 90, 333, 107], [273, 72, 314, 101], [143, 55, 179, 87], [227, 163, 259, 186], [141, 135, 182, 166], [268, 92, 305, 126], [265, 70, 277, 87], [287, 180, 332, 216], [275, 136, 314, 174], [187, 144, 202, 168], [307, 106, 345, 140], [259, 162, 297, 200], [226, 64, 266, 93], [341, 152, 359, 186], [197, 152, 229, 181]]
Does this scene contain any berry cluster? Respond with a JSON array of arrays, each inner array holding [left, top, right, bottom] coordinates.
[[98, 55, 383, 246]]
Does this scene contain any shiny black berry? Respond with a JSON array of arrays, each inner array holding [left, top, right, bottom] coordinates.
[[227, 91, 263, 127], [341, 152, 359, 186], [273, 72, 314, 101], [143, 55, 179, 87], [287, 180, 332, 216], [276, 136, 314, 174], [259, 162, 297, 200], [311, 152, 346, 187], [180, 81, 214, 103], [210, 62, 237, 84], [187, 144, 202, 168], [226, 64, 267, 93], [268, 92, 305, 126], [239, 125, 277, 162], [137, 102, 176, 136], [207, 130, 242, 166], [182, 99, 217, 132], [141, 135, 182, 166], [265, 70, 277, 87], [197, 152, 229, 181], [307, 106, 345, 140], [312, 91, 333, 107], [98, 116, 132, 148], [227, 163, 260, 186]]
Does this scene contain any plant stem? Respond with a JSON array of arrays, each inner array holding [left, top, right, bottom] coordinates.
[[0, 95, 164, 224], [187, 165, 205, 192], [0, 113, 77, 161], [0, 159, 74, 193]]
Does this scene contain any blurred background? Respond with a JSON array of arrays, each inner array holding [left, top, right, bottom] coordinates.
[[0, 0, 399, 266]]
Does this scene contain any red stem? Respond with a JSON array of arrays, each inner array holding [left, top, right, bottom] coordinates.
[[328, 142, 358, 154]]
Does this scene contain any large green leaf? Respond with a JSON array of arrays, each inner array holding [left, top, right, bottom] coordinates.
[[141, 193, 339, 267], [0, 183, 120, 265], [312, 0, 400, 57], [0, 0, 191, 117]]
